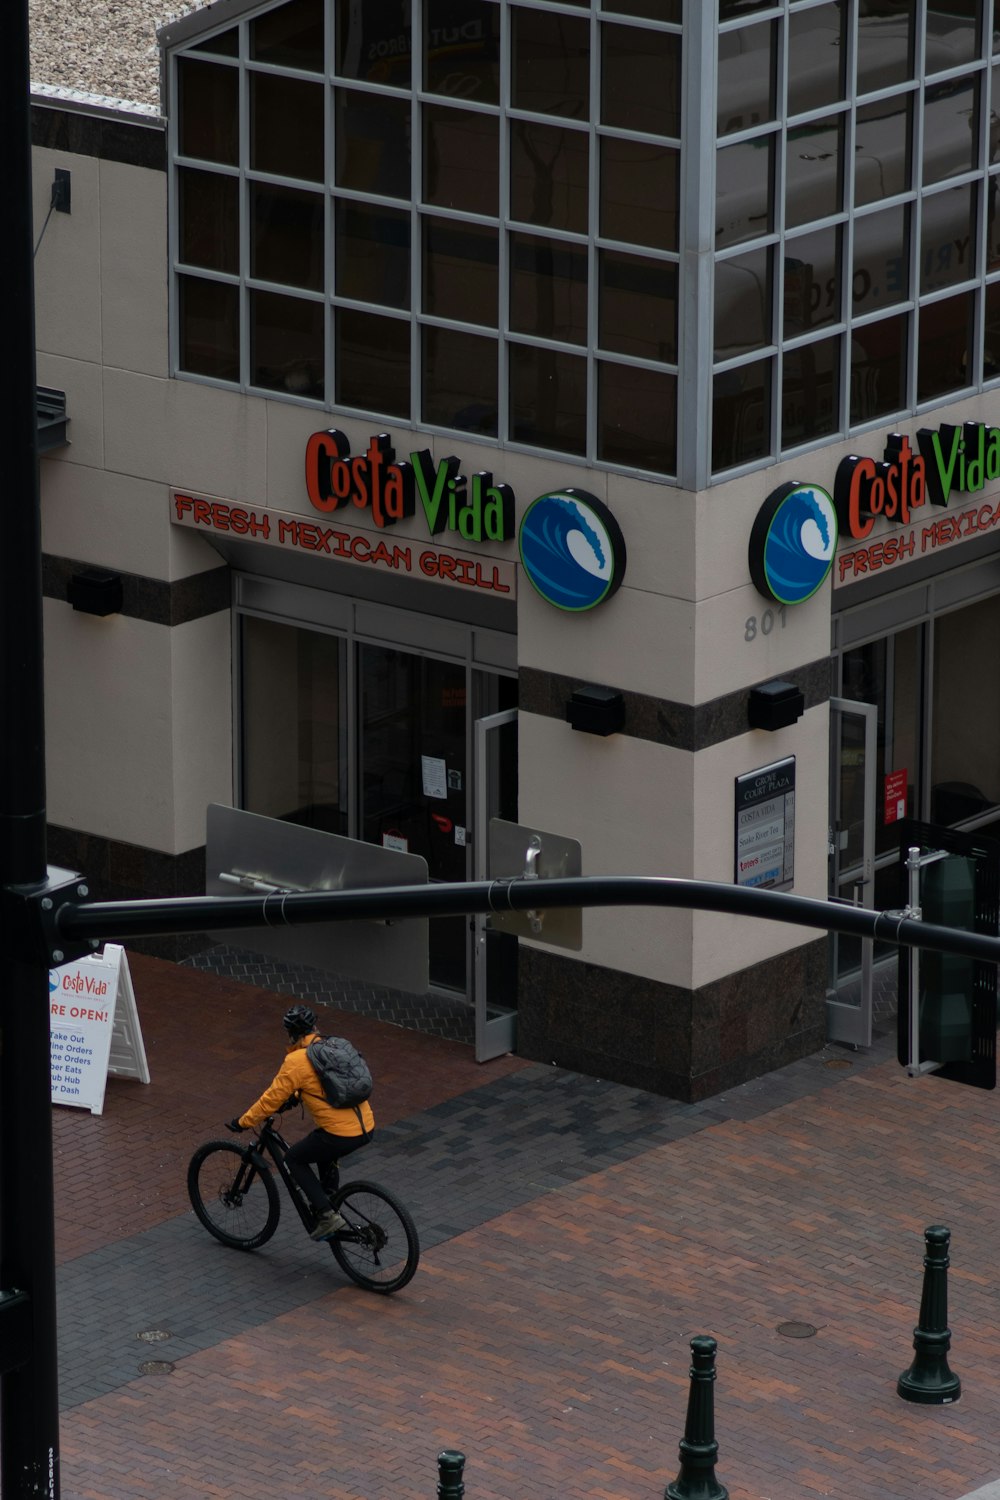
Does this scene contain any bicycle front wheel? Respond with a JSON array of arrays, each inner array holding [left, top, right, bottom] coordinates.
[[187, 1140, 280, 1250], [330, 1180, 419, 1293]]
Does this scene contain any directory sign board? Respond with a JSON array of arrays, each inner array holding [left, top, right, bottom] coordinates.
[[734, 758, 796, 891]]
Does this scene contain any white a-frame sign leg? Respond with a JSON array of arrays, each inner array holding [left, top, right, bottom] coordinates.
[[49, 944, 150, 1115]]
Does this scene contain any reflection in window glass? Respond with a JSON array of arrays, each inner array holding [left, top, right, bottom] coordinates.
[[336, 0, 412, 88], [424, 219, 499, 325], [601, 138, 679, 251], [857, 0, 914, 93], [336, 91, 411, 199], [510, 233, 587, 344], [604, 0, 680, 18], [191, 27, 238, 57], [251, 74, 324, 180], [424, 0, 500, 103], [850, 312, 907, 423], [782, 335, 840, 447], [719, 0, 772, 14], [717, 21, 776, 138], [510, 343, 586, 452], [178, 168, 238, 273], [853, 205, 909, 313], [335, 203, 410, 308], [785, 118, 842, 229], [251, 184, 324, 291], [923, 78, 978, 186], [712, 357, 771, 470], [336, 309, 410, 416], [716, 247, 772, 356], [250, 0, 324, 71], [602, 24, 680, 137], [599, 251, 677, 362], [510, 121, 588, 233], [598, 363, 677, 472], [933, 596, 1000, 817], [787, 2, 845, 117], [423, 104, 499, 213], [250, 290, 324, 397], [920, 184, 977, 294], [716, 137, 774, 249], [985, 278, 1000, 376], [512, 8, 589, 119], [925, 0, 978, 73], [784, 227, 839, 336], [855, 96, 912, 205], [917, 290, 974, 400], [424, 327, 498, 433], [178, 275, 239, 380], [178, 58, 238, 165]]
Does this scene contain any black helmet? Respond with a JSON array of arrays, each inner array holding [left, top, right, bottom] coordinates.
[[282, 1005, 317, 1038]]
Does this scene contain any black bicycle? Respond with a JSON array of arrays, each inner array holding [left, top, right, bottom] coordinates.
[[187, 1114, 419, 1294]]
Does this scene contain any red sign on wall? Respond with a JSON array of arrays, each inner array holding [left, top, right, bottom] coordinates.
[[884, 769, 908, 825]]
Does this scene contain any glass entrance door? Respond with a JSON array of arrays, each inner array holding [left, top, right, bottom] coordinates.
[[473, 706, 518, 1060], [828, 697, 877, 1047]]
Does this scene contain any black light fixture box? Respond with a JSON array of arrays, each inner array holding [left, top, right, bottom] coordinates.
[[566, 685, 626, 736], [67, 569, 124, 617], [747, 679, 804, 731]]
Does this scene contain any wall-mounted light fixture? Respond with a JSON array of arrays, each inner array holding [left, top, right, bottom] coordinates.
[[66, 569, 123, 617], [566, 685, 626, 736], [747, 679, 804, 732]]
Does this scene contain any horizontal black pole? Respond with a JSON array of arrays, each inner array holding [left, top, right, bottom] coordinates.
[[54, 875, 1000, 965]]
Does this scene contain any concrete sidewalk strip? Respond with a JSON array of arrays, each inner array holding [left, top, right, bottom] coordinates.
[[958, 1485, 1000, 1500]]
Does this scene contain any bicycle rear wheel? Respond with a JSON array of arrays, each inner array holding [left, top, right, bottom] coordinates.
[[187, 1140, 280, 1250], [330, 1180, 419, 1293]]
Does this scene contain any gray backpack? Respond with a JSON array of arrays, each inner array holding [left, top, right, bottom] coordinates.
[[306, 1035, 373, 1111]]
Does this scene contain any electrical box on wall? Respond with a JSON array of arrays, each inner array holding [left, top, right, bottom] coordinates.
[[747, 679, 804, 732], [566, 685, 626, 736]]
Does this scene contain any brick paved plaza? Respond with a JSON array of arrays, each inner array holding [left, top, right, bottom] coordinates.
[[49, 953, 1000, 1500]]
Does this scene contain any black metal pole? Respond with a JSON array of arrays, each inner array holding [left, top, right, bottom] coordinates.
[[0, 0, 62, 1492]]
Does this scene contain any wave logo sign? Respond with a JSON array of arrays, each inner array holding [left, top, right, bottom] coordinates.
[[749, 482, 838, 605], [518, 489, 626, 612]]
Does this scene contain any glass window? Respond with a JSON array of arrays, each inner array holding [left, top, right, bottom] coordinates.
[[923, 77, 979, 186], [602, 24, 680, 137], [509, 344, 586, 453], [849, 311, 908, 423], [510, 233, 587, 344], [178, 58, 238, 165], [335, 90, 410, 199], [716, 246, 773, 356], [251, 73, 324, 180], [336, 308, 410, 416], [932, 597, 1000, 820], [598, 363, 677, 472], [984, 277, 1000, 376], [335, 203, 410, 308], [857, 0, 914, 93], [510, 121, 588, 234], [336, 0, 412, 88], [787, 3, 845, 117], [178, 275, 239, 381], [716, 136, 774, 249], [852, 205, 909, 314], [604, 0, 681, 19], [251, 183, 324, 291], [784, 226, 839, 335], [925, 0, 979, 74], [250, 289, 324, 397], [250, 0, 324, 71], [178, 168, 238, 273], [424, 0, 500, 103], [717, 21, 776, 138], [423, 219, 498, 325], [423, 104, 499, 214], [916, 289, 974, 400], [423, 327, 498, 433], [599, 250, 677, 362], [719, 0, 773, 14], [712, 357, 771, 470], [601, 138, 679, 251], [920, 184, 977, 294], [781, 334, 840, 447], [191, 28, 238, 57], [785, 117, 843, 228], [512, 8, 589, 120], [855, 95, 912, 206]]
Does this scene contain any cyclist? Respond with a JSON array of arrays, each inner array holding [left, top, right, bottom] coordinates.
[[228, 1004, 375, 1241]]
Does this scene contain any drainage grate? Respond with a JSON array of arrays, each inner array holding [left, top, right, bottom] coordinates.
[[138, 1360, 175, 1376], [776, 1321, 817, 1339], [137, 1329, 171, 1343], [823, 1058, 853, 1069]]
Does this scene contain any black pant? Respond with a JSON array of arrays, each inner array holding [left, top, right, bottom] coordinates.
[[285, 1129, 370, 1212]]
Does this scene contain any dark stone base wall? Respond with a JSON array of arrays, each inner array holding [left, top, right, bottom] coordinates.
[[46, 825, 210, 961], [517, 939, 828, 1103]]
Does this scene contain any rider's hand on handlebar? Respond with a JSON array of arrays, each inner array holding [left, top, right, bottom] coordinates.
[[226, 1118, 246, 1133]]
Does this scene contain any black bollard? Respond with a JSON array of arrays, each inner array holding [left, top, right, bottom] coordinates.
[[665, 1336, 729, 1500], [897, 1225, 961, 1405], [437, 1449, 466, 1498]]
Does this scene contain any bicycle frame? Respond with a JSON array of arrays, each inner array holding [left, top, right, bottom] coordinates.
[[243, 1115, 335, 1234]]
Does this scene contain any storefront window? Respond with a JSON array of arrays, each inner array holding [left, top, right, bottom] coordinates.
[[177, 58, 238, 165], [849, 312, 908, 423], [510, 121, 588, 234], [781, 335, 840, 447], [335, 91, 411, 199], [178, 168, 238, 274], [423, 104, 499, 214], [600, 138, 679, 253], [509, 233, 588, 345], [422, 327, 498, 433], [785, 118, 843, 229], [787, 3, 845, 117], [857, 0, 914, 93], [250, 290, 324, 398], [251, 184, 324, 292], [602, 23, 680, 138], [424, 0, 501, 103], [250, 73, 324, 181], [250, 0, 323, 70], [717, 20, 776, 138], [509, 343, 587, 453], [932, 599, 1000, 826], [335, 204, 411, 309], [423, 219, 499, 326], [916, 289, 974, 402], [336, 309, 411, 417], [511, 8, 589, 119]]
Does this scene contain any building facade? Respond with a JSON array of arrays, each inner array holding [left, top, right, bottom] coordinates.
[[30, 0, 1000, 1100]]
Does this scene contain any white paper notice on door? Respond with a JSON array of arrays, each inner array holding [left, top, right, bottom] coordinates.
[[421, 755, 448, 799]]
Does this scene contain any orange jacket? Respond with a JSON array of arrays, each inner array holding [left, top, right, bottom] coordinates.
[[239, 1033, 375, 1138]]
